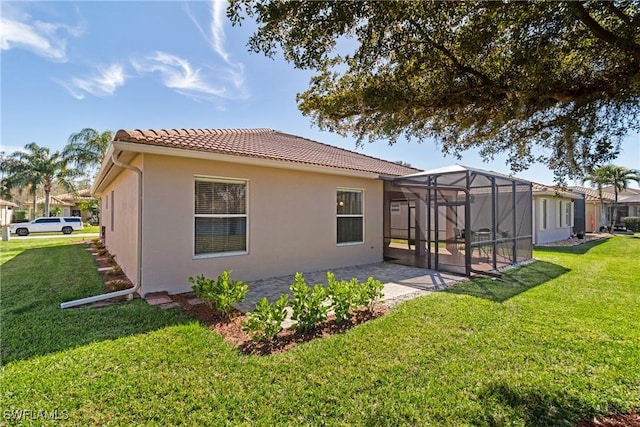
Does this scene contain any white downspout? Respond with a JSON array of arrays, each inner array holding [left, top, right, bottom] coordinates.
[[61, 152, 143, 309]]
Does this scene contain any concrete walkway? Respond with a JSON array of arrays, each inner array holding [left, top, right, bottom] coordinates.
[[236, 262, 467, 313]]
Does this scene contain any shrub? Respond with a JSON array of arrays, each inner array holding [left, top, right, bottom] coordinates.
[[289, 273, 329, 332], [12, 210, 28, 222], [106, 279, 132, 291], [242, 295, 289, 342], [189, 271, 248, 318], [356, 277, 384, 312], [623, 217, 640, 232], [108, 264, 123, 276], [326, 272, 359, 323], [106, 253, 116, 263]]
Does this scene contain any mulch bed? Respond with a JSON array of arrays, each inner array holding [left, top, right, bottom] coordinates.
[[169, 291, 389, 355], [577, 412, 640, 427], [84, 239, 134, 296]]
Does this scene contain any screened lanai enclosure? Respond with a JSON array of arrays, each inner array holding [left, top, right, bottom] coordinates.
[[383, 165, 533, 276]]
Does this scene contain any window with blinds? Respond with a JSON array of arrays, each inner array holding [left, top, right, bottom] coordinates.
[[336, 189, 364, 244], [194, 177, 248, 256]]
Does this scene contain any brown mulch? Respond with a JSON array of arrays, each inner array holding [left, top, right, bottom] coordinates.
[[169, 291, 389, 355], [577, 412, 640, 427], [85, 240, 134, 296]]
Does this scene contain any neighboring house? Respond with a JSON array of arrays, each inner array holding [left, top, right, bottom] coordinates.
[[0, 199, 18, 226], [92, 128, 419, 296], [37, 189, 95, 221], [568, 186, 614, 232], [602, 186, 640, 224], [532, 183, 583, 244]]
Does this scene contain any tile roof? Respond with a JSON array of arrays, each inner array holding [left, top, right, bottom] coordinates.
[[113, 128, 420, 177], [36, 189, 93, 205], [567, 186, 615, 202], [0, 198, 18, 207], [531, 182, 585, 199]]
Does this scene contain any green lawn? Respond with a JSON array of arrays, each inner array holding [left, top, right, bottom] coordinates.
[[1, 236, 639, 425]]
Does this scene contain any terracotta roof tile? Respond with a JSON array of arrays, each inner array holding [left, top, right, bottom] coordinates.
[[568, 186, 615, 202], [114, 128, 420, 176]]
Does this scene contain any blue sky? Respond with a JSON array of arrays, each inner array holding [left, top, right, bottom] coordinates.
[[1, 1, 638, 187]]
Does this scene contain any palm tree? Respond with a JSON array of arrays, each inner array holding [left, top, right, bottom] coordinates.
[[62, 128, 113, 178], [582, 167, 609, 231], [2, 143, 77, 217], [601, 165, 640, 231]]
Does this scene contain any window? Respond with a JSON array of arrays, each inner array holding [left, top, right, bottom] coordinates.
[[540, 199, 548, 230], [35, 218, 61, 224], [63, 217, 81, 223], [110, 191, 114, 232], [390, 202, 400, 214], [558, 201, 563, 228], [337, 189, 364, 244], [194, 177, 247, 256], [565, 202, 572, 227]]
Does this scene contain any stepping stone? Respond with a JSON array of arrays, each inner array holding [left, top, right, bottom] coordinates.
[[159, 302, 181, 310], [186, 298, 204, 305], [146, 295, 173, 305]]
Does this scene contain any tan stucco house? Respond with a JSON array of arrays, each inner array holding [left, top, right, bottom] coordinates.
[[92, 128, 418, 297], [0, 198, 18, 226], [568, 186, 614, 232], [36, 189, 95, 221], [531, 183, 583, 245]]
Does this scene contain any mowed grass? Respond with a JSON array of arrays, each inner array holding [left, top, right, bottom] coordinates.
[[1, 236, 639, 425], [0, 237, 193, 364]]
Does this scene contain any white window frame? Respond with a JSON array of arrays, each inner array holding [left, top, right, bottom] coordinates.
[[193, 176, 249, 259], [565, 201, 573, 227], [540, 199, 548, 230], [336, 188, 365, 246], [558, 200, 563, 228]]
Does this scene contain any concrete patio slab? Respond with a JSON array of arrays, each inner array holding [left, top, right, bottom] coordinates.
[[236, 262, 467, 313]]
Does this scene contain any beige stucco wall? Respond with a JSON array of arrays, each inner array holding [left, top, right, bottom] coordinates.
[[100, 155, 141, 285], [585, 202, 605, 232], [137, 154, 384, 295], [532, 196, 573, 244]]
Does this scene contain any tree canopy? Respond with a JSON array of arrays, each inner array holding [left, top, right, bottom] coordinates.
[[62, 128, 113, 178], [1, 143, 76, 217], [230, 0, 640, 179]]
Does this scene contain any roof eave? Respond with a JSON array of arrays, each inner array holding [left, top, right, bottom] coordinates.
[[109, 140, 384, 180]]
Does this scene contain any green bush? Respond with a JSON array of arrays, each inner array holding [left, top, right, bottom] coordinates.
[[189, 271, 248, 318], [326, 272, 359, 323], [623, 217, 640, 232], [356, 277, 384, 312], [242, 295, 289, 342], [12, 210, 28, 223], [289, 273, 329, 332]]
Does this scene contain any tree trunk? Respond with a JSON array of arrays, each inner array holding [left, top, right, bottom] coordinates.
[[44, 178, 52, 217], [610, 187, 619, 233], [31, 187, 37, 220]]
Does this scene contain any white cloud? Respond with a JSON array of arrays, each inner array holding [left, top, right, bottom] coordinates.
[[0, 14, 81, 62], [132, 52, 229, 101], [185, 0, 247, 95], [58, 63, 127, 99]]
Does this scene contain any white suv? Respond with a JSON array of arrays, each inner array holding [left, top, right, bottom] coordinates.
[[10, 217, 84, 236]]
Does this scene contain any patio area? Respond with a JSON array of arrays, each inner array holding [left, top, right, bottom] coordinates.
[[236, 262, 467, 312]]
